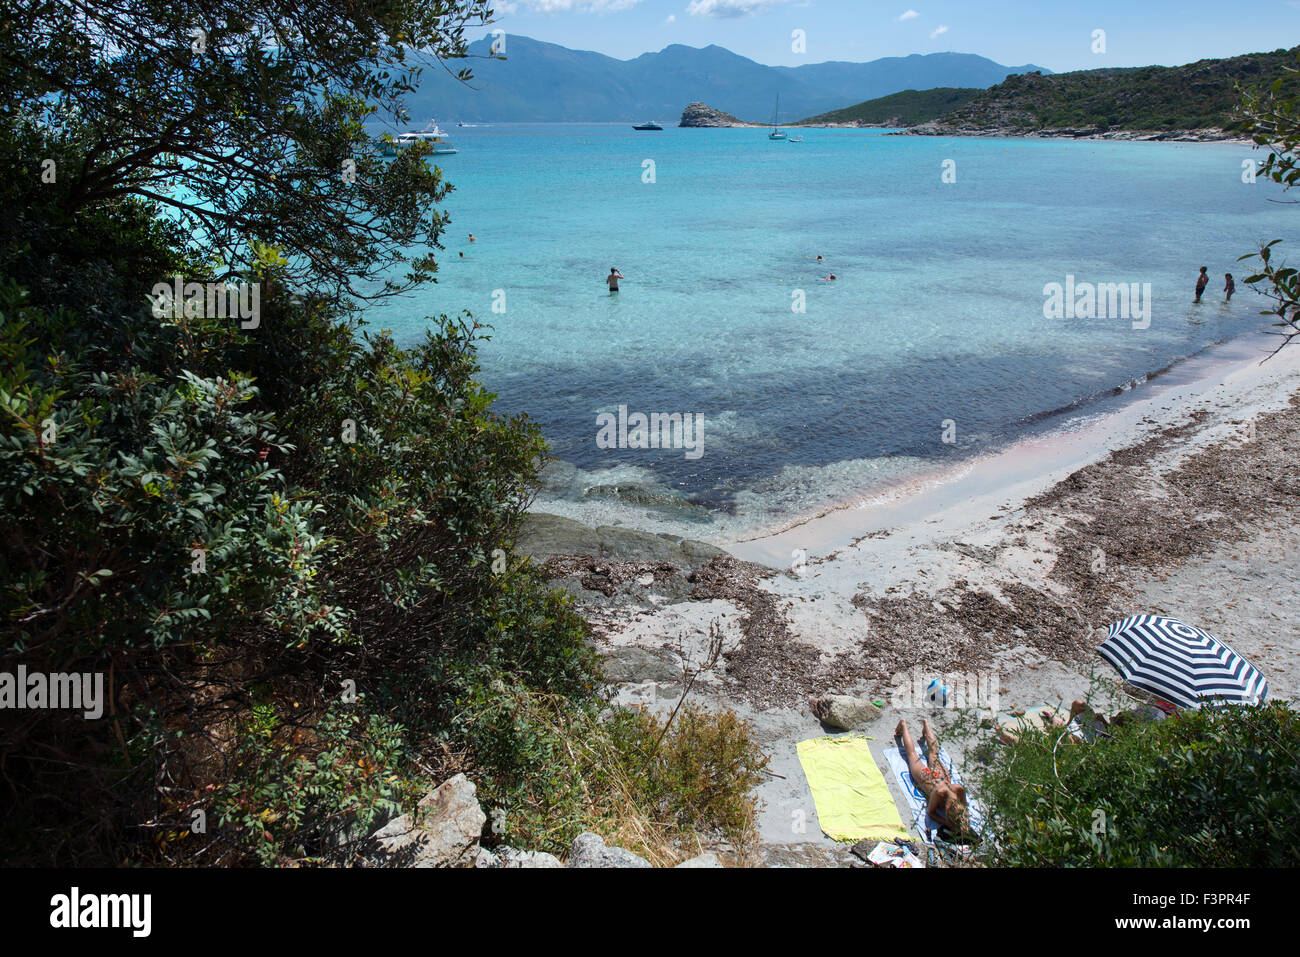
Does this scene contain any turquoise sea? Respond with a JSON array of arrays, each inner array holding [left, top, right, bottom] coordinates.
[[369, 124, 1291, 541]]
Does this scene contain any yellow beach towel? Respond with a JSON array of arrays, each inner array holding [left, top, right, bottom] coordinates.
[[796, 734, 911, 843]]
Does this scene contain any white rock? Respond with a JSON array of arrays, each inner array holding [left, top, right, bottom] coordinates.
[[367, 773, 486, 867], [675, 852, 723, 868], [499, 847, 563, 868], [567, 831, 652, 868]]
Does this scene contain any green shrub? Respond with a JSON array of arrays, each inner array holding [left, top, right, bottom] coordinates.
[[0, 202, 605, 865], [973, 701, 1300, 867], [0, 1, 770, 868], [463, 688, 769, 866], [213, 707, 414, 866]]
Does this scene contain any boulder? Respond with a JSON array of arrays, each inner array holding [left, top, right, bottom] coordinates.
[[515, 512, 725, 566], [583, 484, 713, 520], [567, 831, 652, 868], [593, 525, 724, 563], [366, 773, 486, 867], [675, 852, 723, 868], [809, 694, 882, 731], [502, 848, 563, 868], [678, 538, 727, 563], [477, 846, 563, 868], [515, 513, 605, 560]]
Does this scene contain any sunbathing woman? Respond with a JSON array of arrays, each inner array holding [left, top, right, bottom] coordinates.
[[895, 718, 976, 843]]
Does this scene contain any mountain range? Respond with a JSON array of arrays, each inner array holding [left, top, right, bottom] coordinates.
[[403, 35, 1050, 123]]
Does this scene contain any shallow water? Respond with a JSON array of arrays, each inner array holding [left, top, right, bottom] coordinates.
[[368, 124, 1289, 540]]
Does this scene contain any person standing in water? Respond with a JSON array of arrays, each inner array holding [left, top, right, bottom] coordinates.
[[1224, 272, 1236, 301], [1195, 266, 1209, 303], [606, 267, 624, 293]]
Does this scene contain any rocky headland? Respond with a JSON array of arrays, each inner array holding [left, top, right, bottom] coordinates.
[[679, 101, 764, 128]]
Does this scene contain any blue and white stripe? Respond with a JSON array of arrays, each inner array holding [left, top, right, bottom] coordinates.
[[1098, 615, 1269, 711]]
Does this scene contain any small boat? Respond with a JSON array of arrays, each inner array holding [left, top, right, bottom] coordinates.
[[633, 121, 663, 131], [788, 135, 804, 143], [768, 95, 787, 140], [382, 120, 458, 156]]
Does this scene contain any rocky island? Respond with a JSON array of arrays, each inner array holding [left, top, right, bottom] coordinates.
[[679, 101, 763, 128]]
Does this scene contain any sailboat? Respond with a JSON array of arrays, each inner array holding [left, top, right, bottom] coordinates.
[[769, 94, 787, 141]]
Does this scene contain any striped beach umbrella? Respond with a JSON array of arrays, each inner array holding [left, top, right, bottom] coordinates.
[[1098, 615, 1269, 711]]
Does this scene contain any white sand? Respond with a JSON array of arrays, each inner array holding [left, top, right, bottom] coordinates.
[[598, 329, 1300, 856]]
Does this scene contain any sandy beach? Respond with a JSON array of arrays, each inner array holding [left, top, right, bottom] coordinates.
[[534, 327, 1300, 863]]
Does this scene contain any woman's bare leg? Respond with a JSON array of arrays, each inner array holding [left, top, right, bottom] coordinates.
[[895, 719, 928, 782], [921, 718, 941, 772]]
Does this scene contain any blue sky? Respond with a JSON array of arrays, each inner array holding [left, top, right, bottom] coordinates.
[[480, 0, 1300, 71]]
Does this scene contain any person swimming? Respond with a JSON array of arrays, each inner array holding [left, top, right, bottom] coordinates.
[[468, 233, 476, 243], [820, 273, 836, 281], [607, 267, 624, 292]]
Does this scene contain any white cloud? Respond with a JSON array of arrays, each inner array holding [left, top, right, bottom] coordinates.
[[665, 12, 676, 22], [930, 24, 948, 39], [896, 9, 919, 21], [687, 0, 792, 18], [505, 0, 642, 12]]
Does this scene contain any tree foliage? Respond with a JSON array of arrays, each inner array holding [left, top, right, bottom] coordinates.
[[0, 0, 609, 866], [1237, 53, 1300, 355], [2, 0, 494, 298]]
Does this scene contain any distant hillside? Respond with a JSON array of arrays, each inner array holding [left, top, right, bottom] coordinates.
[[797, 88, 981, 127], [916, 46, 1300, 135], [403, 35, 1050, 123], [777, 53, 1047, 105]]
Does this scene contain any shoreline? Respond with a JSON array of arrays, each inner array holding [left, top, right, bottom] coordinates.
[[727, 327, 1295, 566], [531, 328, 1300, 859], [677, 122, 1250, 143], [528, 325, 1285, 553], [894, 124, 1251, 144]]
